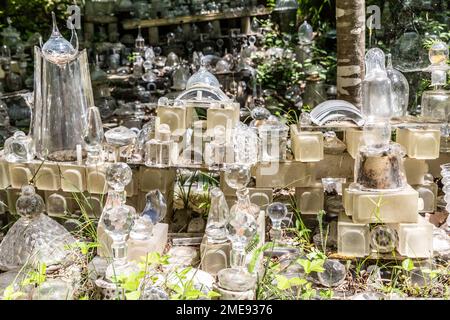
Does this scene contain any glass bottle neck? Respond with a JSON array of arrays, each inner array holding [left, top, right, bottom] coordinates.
[[236, 187, 251, 206]]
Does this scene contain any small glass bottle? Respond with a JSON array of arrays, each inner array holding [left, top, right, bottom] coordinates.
[[298, 20, 313, 45], [205, 187, 229, 244], [145, 124, 174, 167], [4, 131, 34, 163]]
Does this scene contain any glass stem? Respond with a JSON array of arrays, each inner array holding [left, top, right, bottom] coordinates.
[[230, 245, 246, 270], [112, 240, 127, 266]]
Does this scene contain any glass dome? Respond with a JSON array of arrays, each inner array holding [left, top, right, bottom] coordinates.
[[186, 66, 220, 89]]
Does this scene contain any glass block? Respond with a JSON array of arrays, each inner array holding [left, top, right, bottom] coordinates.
[[290, 126, 323, 162], [343, 185, 419, 224], [34, 162, 61, 191], [255, 161, 316, 188], [338, 213, 370, 257], [392, 215, 433, 258], [396, 128, 440, 160], [344, 128, 363, 159], [295, 183, 324, 215], [403, 158, 428, 185], [60, 164, 86, 193]]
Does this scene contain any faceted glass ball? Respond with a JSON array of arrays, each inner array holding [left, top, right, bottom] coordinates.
[[102, 205, 133, 241], [226, 210, 258, 245], [106, 162, 132, 191], [16, 185, 45, 219], [224, 164, 251, 190]]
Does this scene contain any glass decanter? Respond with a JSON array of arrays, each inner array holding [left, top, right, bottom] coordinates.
[[205, 187, 229, 244], [0, 186, 76, 270], [224, 164, 260, 219], [386, 53, 409, 118], [83, 106, 104, 166], [217, 203, 258, 292], [130, 189, 167, 240], [267, 202, 288, 242], [102, 203, 138, 280], [4, 131, 34, 163], [420, 41, 450, 152], [41, 12, 78, 65]]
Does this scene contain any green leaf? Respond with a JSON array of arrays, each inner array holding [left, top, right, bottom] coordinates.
[[402, 259, 414, 272], [288, 277, 307, 287], [125, 290, 141, 300], [310, 259, 325, 273], [2, 285, 24, 300], [207, 291, 221, 298], [275, 275, 291, 290]]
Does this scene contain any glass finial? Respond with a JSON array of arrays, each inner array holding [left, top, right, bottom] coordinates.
[[41, 12, 77, 65]]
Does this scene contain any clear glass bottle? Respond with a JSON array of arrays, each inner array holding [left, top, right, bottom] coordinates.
[[298, 21, 313, 45], [0, 185, 76, 270], [4, 131, 34, 163], [83, 106, 104, 166], [258, 116, 288, 162], [420, 42, 450, 152], [386, 53, 409, 117], [232, 123, 259, 165], [145, 123, 174, 167], [205, 187, 229, 244], [134, 26, 145, 55]]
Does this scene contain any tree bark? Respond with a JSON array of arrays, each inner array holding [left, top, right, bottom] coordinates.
[[336, 0, 365, 108]]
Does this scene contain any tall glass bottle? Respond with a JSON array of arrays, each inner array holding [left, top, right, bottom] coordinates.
[[421, 42, 450, 152], [32, 12, 92, 160], [205, 188, 229, 244], [386, 53, 409, 117]]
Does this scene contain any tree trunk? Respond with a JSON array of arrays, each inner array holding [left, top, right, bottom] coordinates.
[[336, 0, 365, 108]]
